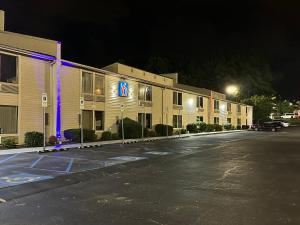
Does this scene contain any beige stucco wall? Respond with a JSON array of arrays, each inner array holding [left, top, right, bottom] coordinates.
[[18, 56, 50, 143], [60, 65, 81, 133]]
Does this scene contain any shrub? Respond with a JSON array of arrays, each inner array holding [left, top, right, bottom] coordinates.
[[236, 125, 241, 130], [118, 117, 142, 139], [101, 131, 112, 141], [48, 135, 58, 145], [214, 124, 223, 131], [63, 129, 97, 142], [242, 125, 250, 130], [186, 123, 198, 133], [2, 138, 17, 149], [155, 124, 173, 136], [224, 124, 233, 130], [205, 124, 215, 132], [147, 130, 156, 137], [25, 131, 43, 147], [198, 123, 207, 132], [180, 129, 187, 134], [111, 133, 119, 140]]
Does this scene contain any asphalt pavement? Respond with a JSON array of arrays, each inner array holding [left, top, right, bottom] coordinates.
[[0, 128, 299, 225]]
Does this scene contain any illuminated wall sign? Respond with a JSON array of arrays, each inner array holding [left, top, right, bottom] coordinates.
[[118, 81, 129, 97]]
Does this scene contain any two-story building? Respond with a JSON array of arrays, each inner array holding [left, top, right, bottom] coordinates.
[[0, 10, 253, 144]]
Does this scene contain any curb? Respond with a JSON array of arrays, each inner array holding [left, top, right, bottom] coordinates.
[[2, 130, 246, 155]]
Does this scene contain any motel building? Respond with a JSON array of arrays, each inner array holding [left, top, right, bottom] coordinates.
[[0, 11, 253, 145]]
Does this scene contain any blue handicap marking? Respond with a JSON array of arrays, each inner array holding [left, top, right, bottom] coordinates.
[[0, 173, 53, 188], [144, 151, 170, 156], [109, 156, 147, 162]]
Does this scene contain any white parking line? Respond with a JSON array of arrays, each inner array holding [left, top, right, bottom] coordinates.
[[0, 154, 19, 164]]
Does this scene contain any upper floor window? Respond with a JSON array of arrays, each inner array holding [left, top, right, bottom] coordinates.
[[197, 96, 204, 108], [237, 104, 241, 113], [173, 91, 182, 105], [0, 53, 17, 84], [82, 72, 93, 94], [95, 75, 105, 96], [82, 71, 105, 95], [214, 100, 219, 110], [227, 102, 231, 112], [138, 84, 152, 101]]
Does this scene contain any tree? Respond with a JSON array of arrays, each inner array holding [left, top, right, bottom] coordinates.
[[242, 95, 274, 123]]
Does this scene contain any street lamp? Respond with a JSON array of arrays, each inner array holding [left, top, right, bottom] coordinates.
[[225, 85, 239, 96]]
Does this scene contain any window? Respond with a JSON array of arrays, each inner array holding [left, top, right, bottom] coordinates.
[[173, 115, 182, 128], [227, 103, 231, 112], [173, 92, 182, 105], [237, 118, 241, 126], [214, 100, 219, 110], [138, 84, 152, 101], [94, 75, 105, 96], [214, 117, 219, 124], [95, 111, 104, 130], [82, 110, 93, 129], [197, 96, 204, 108], [227, 118, 232, 124], [138, 113, 152, 129], [0, 106, 18, 134], [197, 116, 204, 123], [82, 72, 93, 94], [0, 53, 17, 84], [237, 104, 241, 113]]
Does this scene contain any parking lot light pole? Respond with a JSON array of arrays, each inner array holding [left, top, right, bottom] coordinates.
[[80, 97, 84, 149], [42, 93, 48, 152], [121, 104, 125, 144]]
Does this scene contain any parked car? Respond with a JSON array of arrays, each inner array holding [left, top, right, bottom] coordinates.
[[281, 113, 295, 119], [250, 123, 264, 131], [272, 120, 290, 128], [262, 121, 282, 131]]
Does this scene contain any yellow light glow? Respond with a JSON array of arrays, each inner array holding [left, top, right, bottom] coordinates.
[[225, 85, 239, 96]]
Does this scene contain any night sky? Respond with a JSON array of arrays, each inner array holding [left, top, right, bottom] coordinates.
[[1, 0, 300, 99]]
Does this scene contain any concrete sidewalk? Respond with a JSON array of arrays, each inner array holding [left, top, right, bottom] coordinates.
[[0, 130, 246, 155]]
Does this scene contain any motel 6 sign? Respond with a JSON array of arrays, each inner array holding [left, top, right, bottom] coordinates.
[[118, 81, 129, 97]]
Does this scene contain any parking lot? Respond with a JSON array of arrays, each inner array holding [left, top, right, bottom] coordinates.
[[0, 131, 259, 191]]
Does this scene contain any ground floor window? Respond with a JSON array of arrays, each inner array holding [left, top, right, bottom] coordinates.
[[227, 118, 231, 124], [173, 115, 182, 128], [138, 113, 152, 129], [237, 118, 241, 126], [95, 111, 104, 131], [196, 116, 204, 123], [214, 117, 219, 125], [0, 106, 18, 134], [82, 110, 104, 130]]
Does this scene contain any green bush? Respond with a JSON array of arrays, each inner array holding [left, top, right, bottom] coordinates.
[[236, 125, 241, 130], [287, 118, 300, 125], [25, 131, 43, 147], [180, 129, 187, 134], [48, 135, 58, 145], [205, 124, 215, 132], [63, 129, 97, 142], [155, 124, 173, 136], [101, 131, 112, 141], [186, 123, 198, 133], [198, 123, 207, 132], [143, 128, 149, 137], [224, 124, 233, 130], [214, 124, 223, 131], [111, 133, 119, 140], [118, 117, 142, 139], [1, 138, 17, 149], [242, 125, 250, 130], [147, 130, 156, 137]]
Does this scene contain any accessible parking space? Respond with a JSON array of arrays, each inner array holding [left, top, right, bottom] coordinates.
[[0, 143, 174, 189]]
